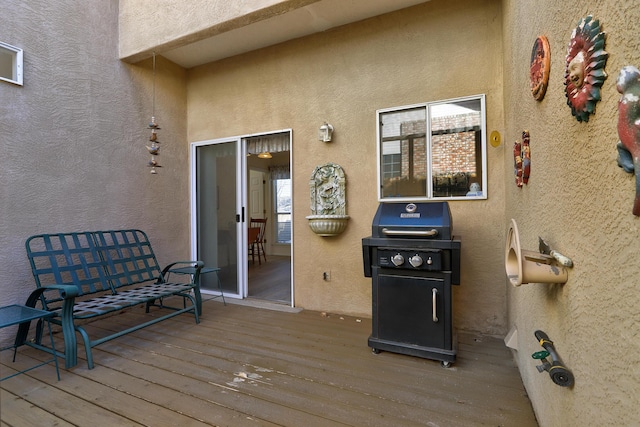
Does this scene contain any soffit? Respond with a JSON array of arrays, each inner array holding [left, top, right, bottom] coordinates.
[[162, 0, 430, 68]]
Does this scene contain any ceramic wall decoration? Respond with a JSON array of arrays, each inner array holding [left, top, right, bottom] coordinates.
[[615, 66, 640, 216], [514, 141, 522, 187], [306, 163, 350, 236], [530, 36, 550, 101], [513, 131, 530, 188], [564, 15, 608, 122], [522, 131, 531, 185]]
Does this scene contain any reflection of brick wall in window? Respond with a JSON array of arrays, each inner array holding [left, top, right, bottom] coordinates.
[[400, 121, 427, 180], [432, 132, 476, 173], [431, 114, 478, 174]]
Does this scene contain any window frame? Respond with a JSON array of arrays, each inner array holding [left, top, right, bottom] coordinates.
[[273, 178, 292, 244], [0, 41, 23, 86], [376, 94, 487, 202]]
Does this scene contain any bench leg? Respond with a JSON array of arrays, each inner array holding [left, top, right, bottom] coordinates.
[[75, 325, 95, 369], [60, 330, 78, 369], [178, 292, 200, 324], [58, 303, 78, 369], [194, 287, 203, 317]]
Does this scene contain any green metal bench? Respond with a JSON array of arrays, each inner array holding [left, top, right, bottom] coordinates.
[[17, 230, 203, 370]]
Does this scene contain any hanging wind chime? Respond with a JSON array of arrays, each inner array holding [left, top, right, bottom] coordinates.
[[147, 52, 161, 173]]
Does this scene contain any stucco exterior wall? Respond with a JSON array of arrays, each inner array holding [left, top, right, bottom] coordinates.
[[0, 1, 190, 342], [501, 0, 640, 425], [5, 0, 636, 424], [187, 0, 507, 332], [118, 0, 320, 63]]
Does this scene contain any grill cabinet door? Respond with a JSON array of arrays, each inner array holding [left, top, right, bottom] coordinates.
[[373, 271, 451, 350]]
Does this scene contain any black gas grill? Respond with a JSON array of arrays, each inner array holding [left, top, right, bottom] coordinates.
[[362, 202, 461, 365]]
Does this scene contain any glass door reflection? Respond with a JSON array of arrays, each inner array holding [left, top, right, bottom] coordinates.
[[196, 141, 240, 297]]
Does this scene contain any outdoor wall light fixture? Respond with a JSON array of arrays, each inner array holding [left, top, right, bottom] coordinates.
[[318, 122, 334, 142]]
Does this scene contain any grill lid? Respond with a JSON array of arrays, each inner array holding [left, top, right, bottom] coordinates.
[[371, 202, 453, 240]]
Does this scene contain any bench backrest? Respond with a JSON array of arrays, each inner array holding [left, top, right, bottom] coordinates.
[[92, 230, 164, 290], [26, 230, 164, 308], [26, 232, 113, 309]]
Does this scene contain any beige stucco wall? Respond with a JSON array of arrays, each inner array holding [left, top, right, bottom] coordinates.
[[0, 0, 190, 343], [502, 0, 640, 425], [187, 0, 507, 332], [118, 0, 321, 63], [4, 0, 637, 424]]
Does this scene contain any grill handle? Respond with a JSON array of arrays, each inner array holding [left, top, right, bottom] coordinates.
[[432, 288, 439, 323], [381, 228, 438, 237]]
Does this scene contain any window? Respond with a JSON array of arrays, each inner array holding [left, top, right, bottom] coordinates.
[[274, 179, 291, 243], [377, 94, 486, 201], [0, 42, 23, 86]]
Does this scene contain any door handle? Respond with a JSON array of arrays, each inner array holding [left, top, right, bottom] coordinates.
[[432, 288, 438, 323]]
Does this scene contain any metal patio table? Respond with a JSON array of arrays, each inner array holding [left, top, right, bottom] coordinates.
[[0, 304, 60, 381], [167, 266, 226, 305]]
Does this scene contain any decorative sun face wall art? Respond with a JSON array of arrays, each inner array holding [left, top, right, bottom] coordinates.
[[615, 66, 640, 216], [530, 36, 550, 101], [564, 15, 608, 122]]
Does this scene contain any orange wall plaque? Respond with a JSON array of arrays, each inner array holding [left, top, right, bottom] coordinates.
[[530, 36, 550, 101]]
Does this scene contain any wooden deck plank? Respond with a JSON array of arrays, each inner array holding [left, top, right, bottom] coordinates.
[[92, 340, 461, 427], [1, 352, 217, 426], [143, 305, 529, 401], [92, 303, 535, 425], [76, 345, 349, 427], [1, 301, 537, 426], [85, 319, 453, 427], [0, 388, 75, 427], [0, 359, 146, 426], [61, 357, 282, 427]]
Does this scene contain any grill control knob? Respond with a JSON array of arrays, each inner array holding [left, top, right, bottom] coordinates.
[[409, 255, 423, 268], [426, 257, 433, 265], [391, 253, 405, 266]]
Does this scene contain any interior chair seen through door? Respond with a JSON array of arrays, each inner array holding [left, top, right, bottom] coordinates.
[[249, 217, 267, 265]]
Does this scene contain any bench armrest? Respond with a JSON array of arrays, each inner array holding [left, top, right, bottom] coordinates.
[[24, 285, 79, 308], [160, 260, 205, 284], [15, 285, 79, 347]]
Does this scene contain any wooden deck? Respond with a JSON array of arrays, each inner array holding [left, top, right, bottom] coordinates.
[[1, 299, 537, 426]]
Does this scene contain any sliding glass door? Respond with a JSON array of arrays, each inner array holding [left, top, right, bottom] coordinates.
[[191, 130, 293, 304], [193, 140, 242, 297]]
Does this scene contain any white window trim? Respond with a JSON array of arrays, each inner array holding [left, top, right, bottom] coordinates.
[[0, 41, 23, 86], [376, 94, 487, 202]]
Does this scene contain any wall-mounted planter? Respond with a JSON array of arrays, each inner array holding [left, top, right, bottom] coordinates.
[[306, 163, 349, 237], [306, 214, 350, 237]]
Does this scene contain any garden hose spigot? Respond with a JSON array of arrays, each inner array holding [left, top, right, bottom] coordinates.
[[532, 330, 574, 387]]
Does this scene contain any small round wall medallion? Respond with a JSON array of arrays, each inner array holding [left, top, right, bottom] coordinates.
[[530, 36, 550, 101], [490, 130, 501, 147]]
